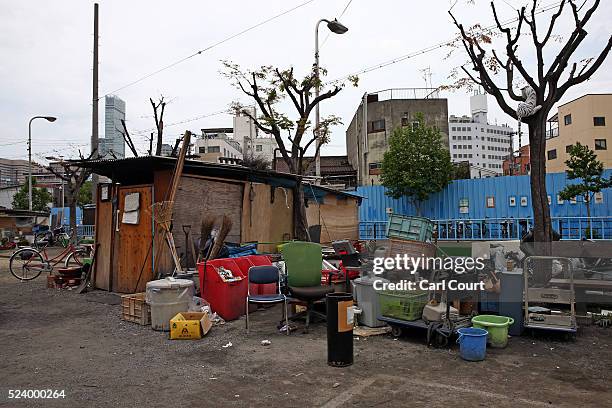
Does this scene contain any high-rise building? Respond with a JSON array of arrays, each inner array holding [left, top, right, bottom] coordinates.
[[345, 88, 449, 186], [101, 95, 126, 158], [449, 93, 515, 178]]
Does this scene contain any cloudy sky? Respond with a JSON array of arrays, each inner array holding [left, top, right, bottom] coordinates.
[[1, 0, 610, 163]]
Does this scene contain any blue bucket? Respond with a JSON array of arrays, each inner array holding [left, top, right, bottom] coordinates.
[[456, 328, 488, 361]]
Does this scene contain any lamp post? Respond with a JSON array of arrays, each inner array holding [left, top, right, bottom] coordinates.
[[314, 18, 348, 180], [28, 116, 57, 210]]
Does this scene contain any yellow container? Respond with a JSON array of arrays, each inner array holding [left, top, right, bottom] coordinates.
[[169, 312, 212, 340]]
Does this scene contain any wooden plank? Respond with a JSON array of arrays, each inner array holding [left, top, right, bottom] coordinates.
[[306, 193, 360, 243], [94, 184, 114, 290], [116, 185, 153, 293], [241, 184, 293, 253], [170, 176, 244, 264]]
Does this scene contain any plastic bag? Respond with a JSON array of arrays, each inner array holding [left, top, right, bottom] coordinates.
[[189, 296, 211, 314]]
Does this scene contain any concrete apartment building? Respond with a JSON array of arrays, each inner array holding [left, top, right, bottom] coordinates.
[[233, 107, 277, 163], [195, 109, 278, 165], [195, 128, 243, 163], [346, 88, 449, 186], [503, 144, 531, 176], [0, 158, 46, 187], [100, 95, 126, 159], [449, 93, 515, 178], [545, 94, 611, 173]]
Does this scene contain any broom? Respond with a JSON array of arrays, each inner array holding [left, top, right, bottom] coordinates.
[[207, 215, 232, 260], [198, 215, 216, 262]]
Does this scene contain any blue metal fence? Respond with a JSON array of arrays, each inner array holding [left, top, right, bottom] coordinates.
[[358, 170, 612, 222], [359, 216, 612, 241]]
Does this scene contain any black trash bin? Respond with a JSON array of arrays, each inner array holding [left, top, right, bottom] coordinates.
[[326, 292, 354, 367]]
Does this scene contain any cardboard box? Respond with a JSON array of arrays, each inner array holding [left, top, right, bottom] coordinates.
[[170, 312, 212, 340]]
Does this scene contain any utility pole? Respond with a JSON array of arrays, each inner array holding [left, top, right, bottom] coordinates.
[[91, 2, 99, 201]]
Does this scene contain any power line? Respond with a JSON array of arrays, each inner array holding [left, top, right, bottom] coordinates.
[[331, 1, 562, 83], [100, 0, 317, 98], [130, 109, 231, 136]]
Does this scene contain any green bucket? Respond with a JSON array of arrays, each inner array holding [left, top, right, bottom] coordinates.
[[471, 315, 514, 348]]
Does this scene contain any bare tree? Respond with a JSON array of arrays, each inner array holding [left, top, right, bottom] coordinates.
[[120, 119, 139, 157], [47, 150, 96, 244], [150, 96, 166, 156], [449, 0, 611, 244], [222, 62, 348, 240]]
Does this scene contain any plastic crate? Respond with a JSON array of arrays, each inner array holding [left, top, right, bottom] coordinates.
[[121, 293, 151, 325], [378, 290, 428, 321], [386, 214, 434, 242], [198, 259, 247, 321]]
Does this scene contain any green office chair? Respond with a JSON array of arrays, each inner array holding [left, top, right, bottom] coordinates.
[[281, 241, 334, 331]]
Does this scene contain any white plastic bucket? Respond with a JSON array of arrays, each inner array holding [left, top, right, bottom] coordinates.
[[146, 278, 194, 331]]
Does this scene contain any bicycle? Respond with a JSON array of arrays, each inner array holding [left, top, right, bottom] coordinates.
[[9, 242, 92, 281], [33, 226, 71, 249]]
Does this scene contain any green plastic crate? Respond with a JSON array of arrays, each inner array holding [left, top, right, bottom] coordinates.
[[378, 290, 428, 321], [386, 214, 433, 242]]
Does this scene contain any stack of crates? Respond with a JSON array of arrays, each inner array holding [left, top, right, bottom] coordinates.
[[386, 214, 434, 242]]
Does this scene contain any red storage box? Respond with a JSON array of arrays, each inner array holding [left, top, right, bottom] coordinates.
[[198, 259, 247, 321], [246, 255, 277, 295], [232, 255, 277, 296]]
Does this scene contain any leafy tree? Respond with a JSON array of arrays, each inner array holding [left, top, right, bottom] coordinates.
[[77, 180, 93, 206], [450, 0, 611, 244], [11, 177, 52, 212], [222, 62, 353, 240], [380, 115, 453, 215], [559, 143, 611, 236], [48, 151, 96, 243], [452, 161, 471, 180]]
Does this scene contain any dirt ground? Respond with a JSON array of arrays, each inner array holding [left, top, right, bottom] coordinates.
[[1, 256, 611, 408]]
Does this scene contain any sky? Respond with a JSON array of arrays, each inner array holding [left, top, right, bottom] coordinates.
[[1, 0, 611, 164]]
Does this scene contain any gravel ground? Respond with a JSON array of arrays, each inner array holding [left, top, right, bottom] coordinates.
[[0, 256, 611, 407]]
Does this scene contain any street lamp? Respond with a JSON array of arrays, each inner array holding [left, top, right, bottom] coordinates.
[[314, 18, 348, 180], [28, 116, 57, 210]]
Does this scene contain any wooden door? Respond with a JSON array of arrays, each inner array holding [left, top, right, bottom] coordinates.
[[114, 185, 153, 293], [94, 184, 115, 290]]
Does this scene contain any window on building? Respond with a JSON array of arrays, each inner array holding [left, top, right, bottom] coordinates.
[[467, 127, 471, 131], [452, 127, 456, 131], [564, 114, 572, 125], [595, 139, 607, 150], [565, 145, 572, 153], [453, 154, 457, 158], [198, 147, 206, 153], [594, 117, 606, 126], [547, 149, 557, 160], [208, 146, 220, 153], [401, 116, 409, 127], [452, 136, 456, 140], [370, 119, 385, 132], [255, 144, 263, 152]]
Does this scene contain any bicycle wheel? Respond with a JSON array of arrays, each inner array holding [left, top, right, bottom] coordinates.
[[64, 248, 89, 268], [9, 248, 46, 281]]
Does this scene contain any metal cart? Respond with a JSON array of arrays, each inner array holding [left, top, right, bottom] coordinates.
[[523, 256, 577, 333]]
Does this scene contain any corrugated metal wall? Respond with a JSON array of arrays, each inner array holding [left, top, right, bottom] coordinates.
[[358, 170, 612, 221]]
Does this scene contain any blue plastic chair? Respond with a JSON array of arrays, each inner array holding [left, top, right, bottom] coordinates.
[[245, 265, 289, 335]]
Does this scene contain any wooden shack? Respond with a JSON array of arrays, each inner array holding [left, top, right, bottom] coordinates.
[[80, 156, 360, 293]]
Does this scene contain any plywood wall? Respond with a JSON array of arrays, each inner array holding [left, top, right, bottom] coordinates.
[[306, 193, 359, 243], [241, 183, 293, 253]]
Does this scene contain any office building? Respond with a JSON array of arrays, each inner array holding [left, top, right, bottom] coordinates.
[[100, 95, 126, 158], [449, 93, 515, 178]]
